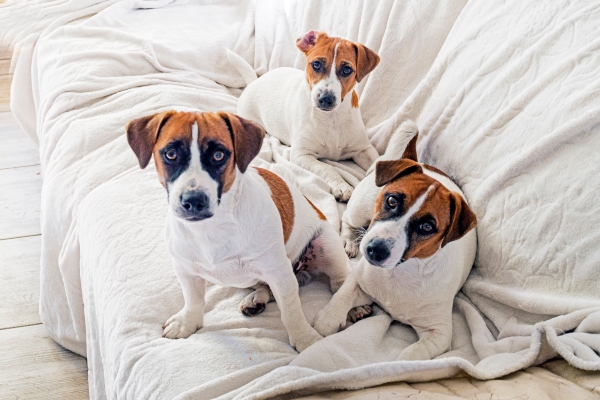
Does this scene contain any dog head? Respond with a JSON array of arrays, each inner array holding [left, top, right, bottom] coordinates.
[[296, 30, 380, 112], [126, 111, 264, 222], [360, 154, 476, 268]]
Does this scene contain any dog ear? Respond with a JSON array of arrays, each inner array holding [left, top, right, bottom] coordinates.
[[218, 112, 265, 173], [401, 134, 419, 162], [296, 30, 323, 53], [354, 43, 380, 82], [375, 159, 422, 187], [441, 192, 477, 247], [126, 111, 175, 169]]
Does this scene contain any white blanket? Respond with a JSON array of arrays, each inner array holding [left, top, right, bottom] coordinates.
[[3, 0, 600, 399]]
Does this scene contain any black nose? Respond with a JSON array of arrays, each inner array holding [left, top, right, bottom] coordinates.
[[365, 238, 391, 265], [317, 92, 336, 110], [181, 191, 209, 213]]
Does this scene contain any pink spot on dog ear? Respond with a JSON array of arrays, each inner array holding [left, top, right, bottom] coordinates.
[[297, 30, 317, 52]]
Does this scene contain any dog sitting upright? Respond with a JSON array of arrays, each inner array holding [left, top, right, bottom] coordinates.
[[126, 111, 348, 352], [313, 123, 477, 360], [233, 30, 380, 202]]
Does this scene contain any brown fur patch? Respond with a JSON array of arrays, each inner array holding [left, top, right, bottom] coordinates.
[[297, 31, 380, 103], [351, 91, 359, 108], [256, 168, 295, 243], [304, 196, 327, 220]]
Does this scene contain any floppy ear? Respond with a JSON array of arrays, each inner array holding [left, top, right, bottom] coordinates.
[[296, 30, 322, 54], [375, 159, 422, 187], [401, 134, 418, 162], [126, 111, 174, 169], [354, 43, 380, 82], [441, 193, 477, 247], [218, 112, 265, 173]]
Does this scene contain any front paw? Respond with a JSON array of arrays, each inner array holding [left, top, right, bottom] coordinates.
[[291, 329, 323, 352], [162, 310, 203, 339], [343, 237, 360, 258], [332, 182, 354, 202], [313, 309, 346, 337]]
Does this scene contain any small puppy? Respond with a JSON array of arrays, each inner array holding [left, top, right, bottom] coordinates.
[[126, 111, 348, 352], [313, 125, 477, 360], [233, 30, 381, 202]]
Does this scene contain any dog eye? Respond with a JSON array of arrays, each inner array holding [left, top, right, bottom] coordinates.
[[386, 195, 398, 209], [312, 60, 323, 71], [418, 222, 435, 234], [213, 150, 225, 162], [341, 66, 353, 77], [165, 149, 177, 161]]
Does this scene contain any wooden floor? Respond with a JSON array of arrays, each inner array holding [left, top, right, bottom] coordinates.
[[0, 55, 89, 398]]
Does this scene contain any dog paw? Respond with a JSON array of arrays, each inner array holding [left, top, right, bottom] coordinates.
[[291, 329, 323, 352], [240, 302, 266, 316], [343, 238, 360, 258], [162, 310, 202, 339], [332, 182, 353, 202], [313, 309, 345, 337], [348, 305, 372, 322], [239, 292, 268, 316]]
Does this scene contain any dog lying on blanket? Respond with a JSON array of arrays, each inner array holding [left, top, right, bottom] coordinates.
[[313, 121, 477, 360], [232, 30, 380, 202], [126, 111, 348, 352]]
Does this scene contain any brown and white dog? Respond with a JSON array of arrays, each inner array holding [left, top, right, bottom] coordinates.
[[231, 30, 381, 202], [313, 122, 477, 360], [126, 111, 348, 352]]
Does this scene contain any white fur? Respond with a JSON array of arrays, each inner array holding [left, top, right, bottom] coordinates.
[[313, 127, 477, 360], [235, 62, 379, 202], [162, 132, 349, 351]]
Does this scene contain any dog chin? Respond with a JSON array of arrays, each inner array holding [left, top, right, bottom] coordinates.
[[172, 209, 214, 223]]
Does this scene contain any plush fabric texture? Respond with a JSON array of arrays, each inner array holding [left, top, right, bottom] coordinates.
[[3, 0, 600, 399]]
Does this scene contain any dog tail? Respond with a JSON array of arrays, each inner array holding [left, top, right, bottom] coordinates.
[[367, 120, 419, 174], [226, 49, 258, 86]]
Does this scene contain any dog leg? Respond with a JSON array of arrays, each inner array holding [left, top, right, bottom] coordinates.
[[239, 284, 273, 316], [313, 274, 371, 336], [340, 221, 362, 258], [352, 144, 379, 172], [163, 260, 206, 339], [292, 152, 354, 202], [263, 255, 323, 352], [309, 224, 349, 293], [398, 322, 453, 361]]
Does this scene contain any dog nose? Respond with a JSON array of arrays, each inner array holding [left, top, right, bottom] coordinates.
[[181, 191, 209, 213], [317, 92, 336, 110], [365, 238, 391, 265]]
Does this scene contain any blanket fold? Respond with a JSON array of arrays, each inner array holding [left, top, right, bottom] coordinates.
[[2, 0, 600, 398]]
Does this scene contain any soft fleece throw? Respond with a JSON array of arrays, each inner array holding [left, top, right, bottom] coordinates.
[[2, 0, 600, 399]]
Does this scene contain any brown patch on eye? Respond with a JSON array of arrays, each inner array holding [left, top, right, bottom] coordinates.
[[256, 168, 295, 243], [334, 42, 360, 101], [351, 91, 359, 108], [304, 196, 327, 220], [152, 111, 196, 187], [196, 113, 238, 193]]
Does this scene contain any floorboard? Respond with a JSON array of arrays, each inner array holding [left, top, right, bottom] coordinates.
[[0, 235, 42, 329], [0, 324, 88, 400], [0, 165, 42, 240], [0, 112, 39, 169]]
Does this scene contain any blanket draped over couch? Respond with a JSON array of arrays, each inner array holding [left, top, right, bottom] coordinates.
[[2, 0, 600, 398]]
